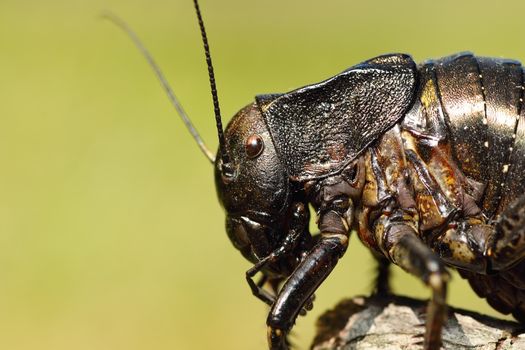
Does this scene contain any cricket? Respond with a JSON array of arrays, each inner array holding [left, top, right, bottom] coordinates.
[[106, 1, 525, 349]]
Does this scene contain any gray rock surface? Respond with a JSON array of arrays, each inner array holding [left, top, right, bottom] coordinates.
[[311, 295, 525, 350]]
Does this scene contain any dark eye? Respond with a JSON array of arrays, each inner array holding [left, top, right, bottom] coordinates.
[[245, 134, 264, 158]]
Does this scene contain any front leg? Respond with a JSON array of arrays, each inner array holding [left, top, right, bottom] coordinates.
[[267, 205, 350, 349], [245, 202, 309, 306]]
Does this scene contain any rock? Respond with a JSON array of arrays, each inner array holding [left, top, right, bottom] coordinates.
[[311, 295, 525, 350]]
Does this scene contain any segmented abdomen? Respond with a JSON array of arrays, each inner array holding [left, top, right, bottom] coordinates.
[[403, 52, 525, 320], [428, 52, 525, 219]]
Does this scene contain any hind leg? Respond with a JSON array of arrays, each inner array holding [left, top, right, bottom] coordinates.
[[372, 254, 391, 297], [459, 266, 525, 322], [435, 194, 525, 272], [490, 194, 525, 270], [431, 195, 525, 324]]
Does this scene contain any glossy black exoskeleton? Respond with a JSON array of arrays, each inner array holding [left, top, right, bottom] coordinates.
[[107, 2, 525, 349]]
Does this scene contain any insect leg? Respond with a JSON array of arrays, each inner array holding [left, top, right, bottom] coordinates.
[[385, 223, 449, 350], [431, 194, 525, 273], [267, 204, 350, 350], [491, 194, 525, 270], [426, 199, 525, 325], [245, 202, 309, 307], [246, 257, 276, 306], [431, 218, 492, 273], [372, 255, 391, 296]]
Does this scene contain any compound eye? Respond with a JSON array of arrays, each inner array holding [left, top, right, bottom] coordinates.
[[245, 134, 264, 159]]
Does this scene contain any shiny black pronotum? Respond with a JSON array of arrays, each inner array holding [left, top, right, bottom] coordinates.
[[105, 1, 525, 349]]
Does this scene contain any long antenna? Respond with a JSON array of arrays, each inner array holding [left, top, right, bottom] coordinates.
[[102, 11, 216, 163], [192, 0, 230, 166]]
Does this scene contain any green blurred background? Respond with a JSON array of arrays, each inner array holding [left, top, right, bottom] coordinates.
[[1, 0, 525, 349]]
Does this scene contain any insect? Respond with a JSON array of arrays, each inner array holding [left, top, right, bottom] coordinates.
[[106, 1, 525, 349]]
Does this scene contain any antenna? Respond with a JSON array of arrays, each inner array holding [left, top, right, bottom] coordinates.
[[102, 11, 216, 163], [192, 0, 231, 168]]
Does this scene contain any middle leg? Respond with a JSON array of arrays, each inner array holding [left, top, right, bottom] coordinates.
[[383, 223, 449, 350]]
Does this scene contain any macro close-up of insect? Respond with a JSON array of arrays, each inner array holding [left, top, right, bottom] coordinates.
[[104, 1, 525, 349], [5, 1, 525, 350]]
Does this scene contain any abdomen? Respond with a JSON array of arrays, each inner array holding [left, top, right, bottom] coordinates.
[[407, 52, 525, 220], [403, 52, 525, 321]]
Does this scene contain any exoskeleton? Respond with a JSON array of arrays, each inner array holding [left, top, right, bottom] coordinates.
[[107, 1, 525, 349], [218, 52, 525, 350]]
